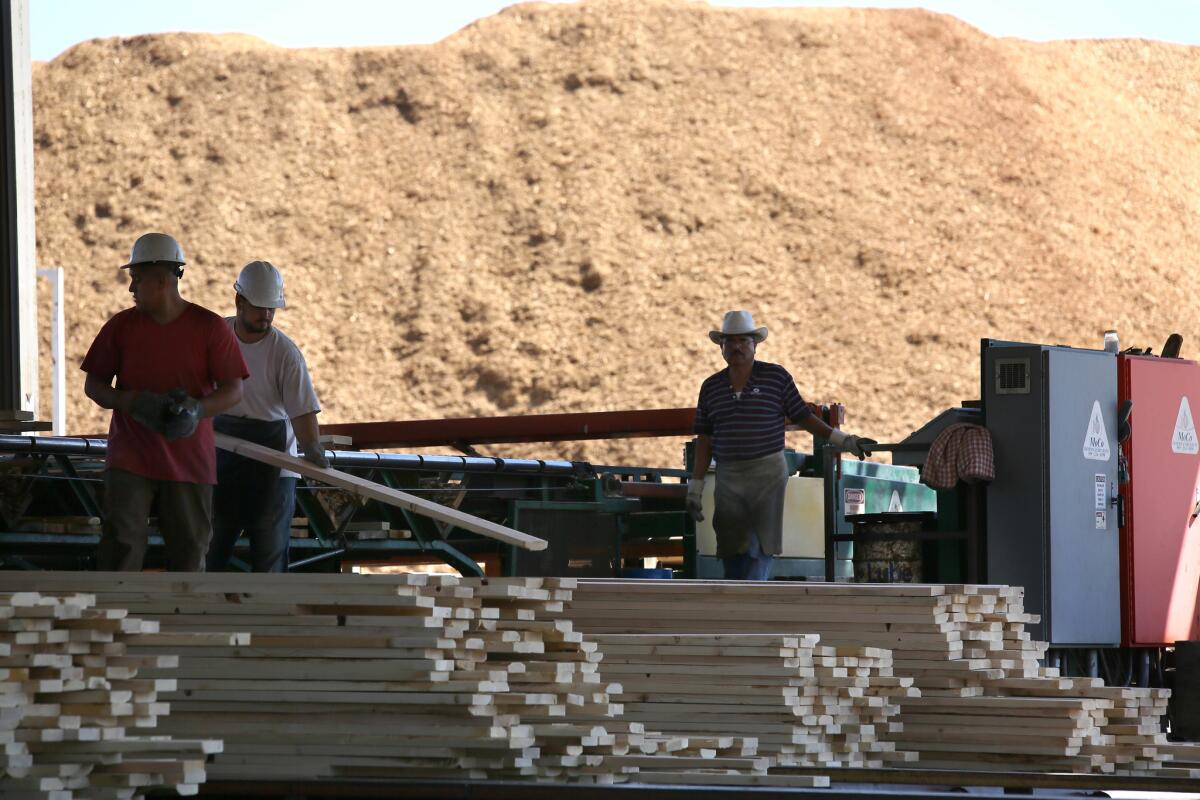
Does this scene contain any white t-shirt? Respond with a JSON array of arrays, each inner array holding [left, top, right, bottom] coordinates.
[[225, 319, 321, 479]]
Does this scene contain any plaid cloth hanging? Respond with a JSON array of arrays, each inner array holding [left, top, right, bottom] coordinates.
[[921, 423, 995, 490]]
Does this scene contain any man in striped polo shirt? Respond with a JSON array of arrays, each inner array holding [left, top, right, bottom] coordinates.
[[687, 311, 874, 580]]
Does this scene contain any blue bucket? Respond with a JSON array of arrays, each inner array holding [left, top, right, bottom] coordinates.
[[619, 568, 673, 579]]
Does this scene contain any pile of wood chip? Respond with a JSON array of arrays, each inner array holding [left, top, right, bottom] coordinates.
[[31, 0, 1200, 465]]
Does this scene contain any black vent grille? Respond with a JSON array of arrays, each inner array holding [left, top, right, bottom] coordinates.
[[995, 359, 1031, 394]]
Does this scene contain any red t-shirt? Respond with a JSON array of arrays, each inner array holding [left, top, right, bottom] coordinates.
[[81, 304, 249, 484]]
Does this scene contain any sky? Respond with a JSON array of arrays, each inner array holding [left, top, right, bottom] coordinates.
[[30, 0, 1200, 62]]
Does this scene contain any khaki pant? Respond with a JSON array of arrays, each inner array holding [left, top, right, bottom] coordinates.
[[97, 468, 213, 572]]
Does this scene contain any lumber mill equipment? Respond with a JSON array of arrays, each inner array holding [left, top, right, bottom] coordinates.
[[888, 337, 1200, 704], [4, 337, 1200, 681], [0, 404, 928, 578]]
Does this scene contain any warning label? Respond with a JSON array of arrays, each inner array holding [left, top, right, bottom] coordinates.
[[888, 490, 904, 513], [1172, 396, 1199, 455], [1082, 400, 1111, 462], [844, 488, 865, 516]]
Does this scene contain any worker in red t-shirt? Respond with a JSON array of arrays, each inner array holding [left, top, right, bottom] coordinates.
[[81, 233, 249, 571]]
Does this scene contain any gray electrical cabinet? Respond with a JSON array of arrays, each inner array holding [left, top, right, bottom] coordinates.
[[982, 340, 1120, 645]]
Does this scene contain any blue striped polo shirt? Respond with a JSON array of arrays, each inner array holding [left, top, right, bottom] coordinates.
[[693, 360, 812, 463]]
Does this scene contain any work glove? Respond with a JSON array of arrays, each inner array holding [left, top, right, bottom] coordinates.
[[685, 478, 705, 523], [162, 388, 202, 441], [129, 391, 171, 434], [302, 441, 330, 469], [830, 430, 877, 460]]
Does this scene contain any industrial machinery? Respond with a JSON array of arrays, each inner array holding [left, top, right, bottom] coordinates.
[[0, 421, 688, 577], [5, 334, 1200, 706], [981, 339, 1122, 646], [0, 408, 846, 574], [889, 337, 1200, 699], [692, 448, 937, 579], [0, 403, 935, 580], [1118, 352, 1200, 648]]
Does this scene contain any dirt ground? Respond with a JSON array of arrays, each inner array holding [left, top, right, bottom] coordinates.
[[29, 0, 1200, 468]]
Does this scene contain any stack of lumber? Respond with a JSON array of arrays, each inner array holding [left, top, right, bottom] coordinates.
[[586, 633, 918, 772], [913, 677, 1175, 775], [558, 580, 1173, 776], [1156, 741, 1200, 779], [2, 572, 829, 787], [451, 579, 830, 787], [136, 572, 595, 782], [8, 573, 1180, 786], [1087, 684, 1172, 774], [5, 572, 564, 783], [431, 577, 795, 784], [342, 521, 388, 540], [1, 590, 219, 799], [17, 517, 101, 536], [412, 574, 630, 782]]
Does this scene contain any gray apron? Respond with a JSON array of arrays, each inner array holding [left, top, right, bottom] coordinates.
[[712, 450, 788, 558]]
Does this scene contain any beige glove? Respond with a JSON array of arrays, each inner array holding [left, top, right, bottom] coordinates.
[[829, 429, 877, 460], [302, 441, 330, 469], [686, 478, 705, 523]]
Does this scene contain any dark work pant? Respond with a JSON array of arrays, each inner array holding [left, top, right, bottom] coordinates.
[[209, 415, 289, 573], [207, 476, 297, 573], [98, 468, 213, 572]]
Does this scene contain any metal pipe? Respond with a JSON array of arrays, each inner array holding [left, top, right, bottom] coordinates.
[[0, 433, 107, 455], [0, 434, 581, 475], [35, 267, 63, 435], [823, 443, 838, 581], [0, 1, 37, 425], [321, 404, 846, 449]]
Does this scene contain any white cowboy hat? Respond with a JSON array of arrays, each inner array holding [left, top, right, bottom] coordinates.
[[709, 310, 768, 344]]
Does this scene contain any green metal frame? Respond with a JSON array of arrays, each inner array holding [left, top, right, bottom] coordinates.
[[287, 468, 485, 577], [2, 450, 692, 580], [505, 493, 643, 578]]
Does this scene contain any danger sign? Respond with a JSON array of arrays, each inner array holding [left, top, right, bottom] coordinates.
[[1082, 400, 1111, 462], [1172, 396, 1199, 455]]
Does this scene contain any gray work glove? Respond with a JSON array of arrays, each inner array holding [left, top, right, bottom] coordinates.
[[129, 391, 171, 434], [830, 430, 876, 460], [686, 478, 705, 523], [162, 388, 202, 441], [302, 441, 330, 469]]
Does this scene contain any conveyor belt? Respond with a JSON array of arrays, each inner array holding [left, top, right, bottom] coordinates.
[[0, 433, 584, 475]]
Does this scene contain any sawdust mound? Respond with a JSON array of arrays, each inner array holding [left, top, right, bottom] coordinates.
[[31, 0, 1200, 467]]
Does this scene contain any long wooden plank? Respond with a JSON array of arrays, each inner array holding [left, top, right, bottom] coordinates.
[[214, 432, 546, 551]]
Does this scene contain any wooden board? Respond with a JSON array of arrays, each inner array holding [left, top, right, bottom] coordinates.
[[214, 432, 546, 551]]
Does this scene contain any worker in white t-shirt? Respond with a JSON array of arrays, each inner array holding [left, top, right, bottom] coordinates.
[[206, 260, 326, 573]]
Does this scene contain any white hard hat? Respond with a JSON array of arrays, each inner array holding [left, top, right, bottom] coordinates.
[[234, 260, 286, 309], [122, 232, 186, 269]]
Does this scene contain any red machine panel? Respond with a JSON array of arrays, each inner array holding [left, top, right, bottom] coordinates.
[[1119, 355, 1200, 646]]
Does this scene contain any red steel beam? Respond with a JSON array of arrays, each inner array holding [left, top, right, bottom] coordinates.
[[321, 405, 843, 450], [322, 408, 697, 449]]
